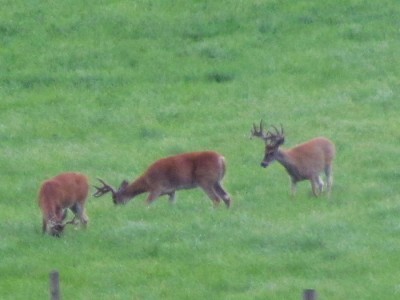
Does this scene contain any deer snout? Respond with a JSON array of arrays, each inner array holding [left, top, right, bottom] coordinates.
[[113, 197, 127, 205], [112, 195, 122, 205], [260, 161, 269, 168], [50, 224, 65, 237]]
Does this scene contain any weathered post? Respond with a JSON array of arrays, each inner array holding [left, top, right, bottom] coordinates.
[[50, 270, 60, 300], [303, 289, 317, 300]]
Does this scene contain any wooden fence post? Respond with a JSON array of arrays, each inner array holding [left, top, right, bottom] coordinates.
[[303, 289, 317, 300], [50, 270, 60, 300]]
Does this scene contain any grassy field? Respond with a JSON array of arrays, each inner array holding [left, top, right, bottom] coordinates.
[[1, 0, 400, 299]]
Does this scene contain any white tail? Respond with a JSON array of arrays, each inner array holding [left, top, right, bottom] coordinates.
[[38, 172, 89, 236], [93, 151, 231, 207], [251, 121, 336, 196]]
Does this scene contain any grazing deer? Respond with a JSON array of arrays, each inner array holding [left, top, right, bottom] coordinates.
[[38, 172, 89, 237], [93, 151, 231, 208], [251, 121, 335, 196]]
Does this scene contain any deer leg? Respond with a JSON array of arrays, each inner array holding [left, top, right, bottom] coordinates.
[[311, 180, 317, 196], [61, 209, 68, 222], [80, 209, 89, 227], [317, 176, 324, 194], [199, 183, 221, 207], [213, 182, 231, 208], [168, 191, 176, 204], [290, 178, 297, 196], [146, 191, 162, 205], [70, 203, 89, 228], [325, 164, 333, 195], [42, 218, 47, 234], [311, 177, 323, 197], [53, 207, 66, 225]]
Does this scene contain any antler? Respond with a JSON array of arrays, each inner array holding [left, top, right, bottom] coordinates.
[[64, 216, 79, 226], [251, 121, 285, 145], [251, 120, 270, 141], [268, 124, 284, 142], [93, 178, 116, 198]]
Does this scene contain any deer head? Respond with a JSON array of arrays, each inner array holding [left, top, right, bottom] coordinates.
[[251, 120, 285, 168], [93, 178, 129, 204], [47, 216, 80, 237], [49, 222, 65, 237]]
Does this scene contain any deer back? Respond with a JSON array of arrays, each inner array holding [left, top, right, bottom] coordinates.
[[39, 172, 89, 210], [141, 151, 226, 191]]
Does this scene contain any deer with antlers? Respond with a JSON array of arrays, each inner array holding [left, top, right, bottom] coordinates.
[[93, 151, 231, 207], [251, 121, 335, 197], [38, 172, 89, 237]]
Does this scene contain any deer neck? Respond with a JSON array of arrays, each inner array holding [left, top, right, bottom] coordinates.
[[123, 176, 149, 200], [276, 150, 302, 181]]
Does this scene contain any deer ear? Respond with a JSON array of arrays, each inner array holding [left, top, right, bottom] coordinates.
[[276, 137, 285, 146], [119, 180, 129, 190]]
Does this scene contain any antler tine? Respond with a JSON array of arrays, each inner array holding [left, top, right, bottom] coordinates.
[[270, 125, 280, 135], [64, 216, 78, 226], [259, 124, 284, 146], [251, 119, 269, 141], [96, 178, 108, 186], [252, 123, 258, 135], [93, 178, 116, 198], [268, 124, 285, 137]]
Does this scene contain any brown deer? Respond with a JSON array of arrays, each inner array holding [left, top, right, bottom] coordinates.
[[251, 121, 335, 196], [38, 172, 89, 237], [93, 151, 231, 207]]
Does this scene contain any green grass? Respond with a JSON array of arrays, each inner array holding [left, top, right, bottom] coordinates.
[[1, 0, 400, 298]]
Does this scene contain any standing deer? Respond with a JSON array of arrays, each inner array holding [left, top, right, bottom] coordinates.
[[251, 121, 335, 196], [93, 151, 231, 208], [38, 172, 89, 237]]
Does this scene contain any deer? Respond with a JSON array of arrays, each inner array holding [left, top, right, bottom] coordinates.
[[93, 151, 232, 208], [38, 172, 90, 237], [251, 121, 336, 197]]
